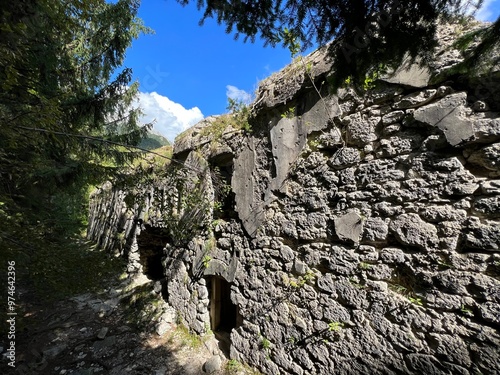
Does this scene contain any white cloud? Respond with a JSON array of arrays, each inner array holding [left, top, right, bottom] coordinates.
[[136, 92, 204, 142], [226, 85, 252, 104]]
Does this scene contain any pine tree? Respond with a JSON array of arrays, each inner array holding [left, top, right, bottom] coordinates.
[[0, 0, 151, 251], [177, 0, 498, 86]]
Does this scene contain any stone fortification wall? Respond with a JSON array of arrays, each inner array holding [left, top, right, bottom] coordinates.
[[88, 22, 500, 374]]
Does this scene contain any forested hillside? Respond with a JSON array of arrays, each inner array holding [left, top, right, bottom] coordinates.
[[0, 0, 151, 258]]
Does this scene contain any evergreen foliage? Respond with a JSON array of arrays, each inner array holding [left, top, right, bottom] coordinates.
[[177, 0, 499, 87], [0, 0, 151, 254], [458, 16, 500, 71]]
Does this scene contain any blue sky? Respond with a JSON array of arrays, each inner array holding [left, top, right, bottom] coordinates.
[[125, 0, 500, 141], [125, 0, 293, 141]]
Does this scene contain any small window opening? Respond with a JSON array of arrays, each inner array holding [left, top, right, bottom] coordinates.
[[210, 155, 237, 220]]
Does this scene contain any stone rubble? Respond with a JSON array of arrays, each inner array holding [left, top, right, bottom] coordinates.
[[0, 276, 236, 375]]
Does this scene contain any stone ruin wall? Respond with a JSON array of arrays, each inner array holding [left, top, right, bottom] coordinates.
[[88, 23, 500, 375]]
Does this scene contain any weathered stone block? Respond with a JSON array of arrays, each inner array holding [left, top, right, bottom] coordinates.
[[380, 57, 431, 88], [356, 159, 405, 186], [393, 89, 438, 109], [381, 110, 405, 125], [471, 117, 500, 144], [342, 112, 379, 146], [467, 142, 500, 171], [328, 147, 361, 169], [317, 274, 338, 295], [296, 212, 329, 240], [481, 180, 500, 194], [280, 244, 295, 263], [334, 211, 364, 244], [232, 137, 265, 236], [413, 92, 474, 146], [335, 279, 370, 309], [363, 217, 389, 243], [271, 116, 306, 187], [376, 134, 422, 157], [380, 247, 407, 264], [473, 196, 500, 217], [419, 205, 467, 222], [479, 302, 500, 324], [389, 213, 439, 250], [203, 355, 222, 374], [463, 220, 500, 251]]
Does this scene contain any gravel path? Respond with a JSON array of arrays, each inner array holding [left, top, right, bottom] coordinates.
[[1, 275, 232, 375]]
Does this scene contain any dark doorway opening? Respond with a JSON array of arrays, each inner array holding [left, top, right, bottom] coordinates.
[[209, 276, 237, 332], [136, 226, 167, 280], [207, 276, 240, 353]]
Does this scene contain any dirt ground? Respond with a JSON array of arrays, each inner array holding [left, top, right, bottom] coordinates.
[[1, 274, 254, 375]]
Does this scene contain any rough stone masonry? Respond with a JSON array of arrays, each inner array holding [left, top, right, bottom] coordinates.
[[88, 21, 500, 375]]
